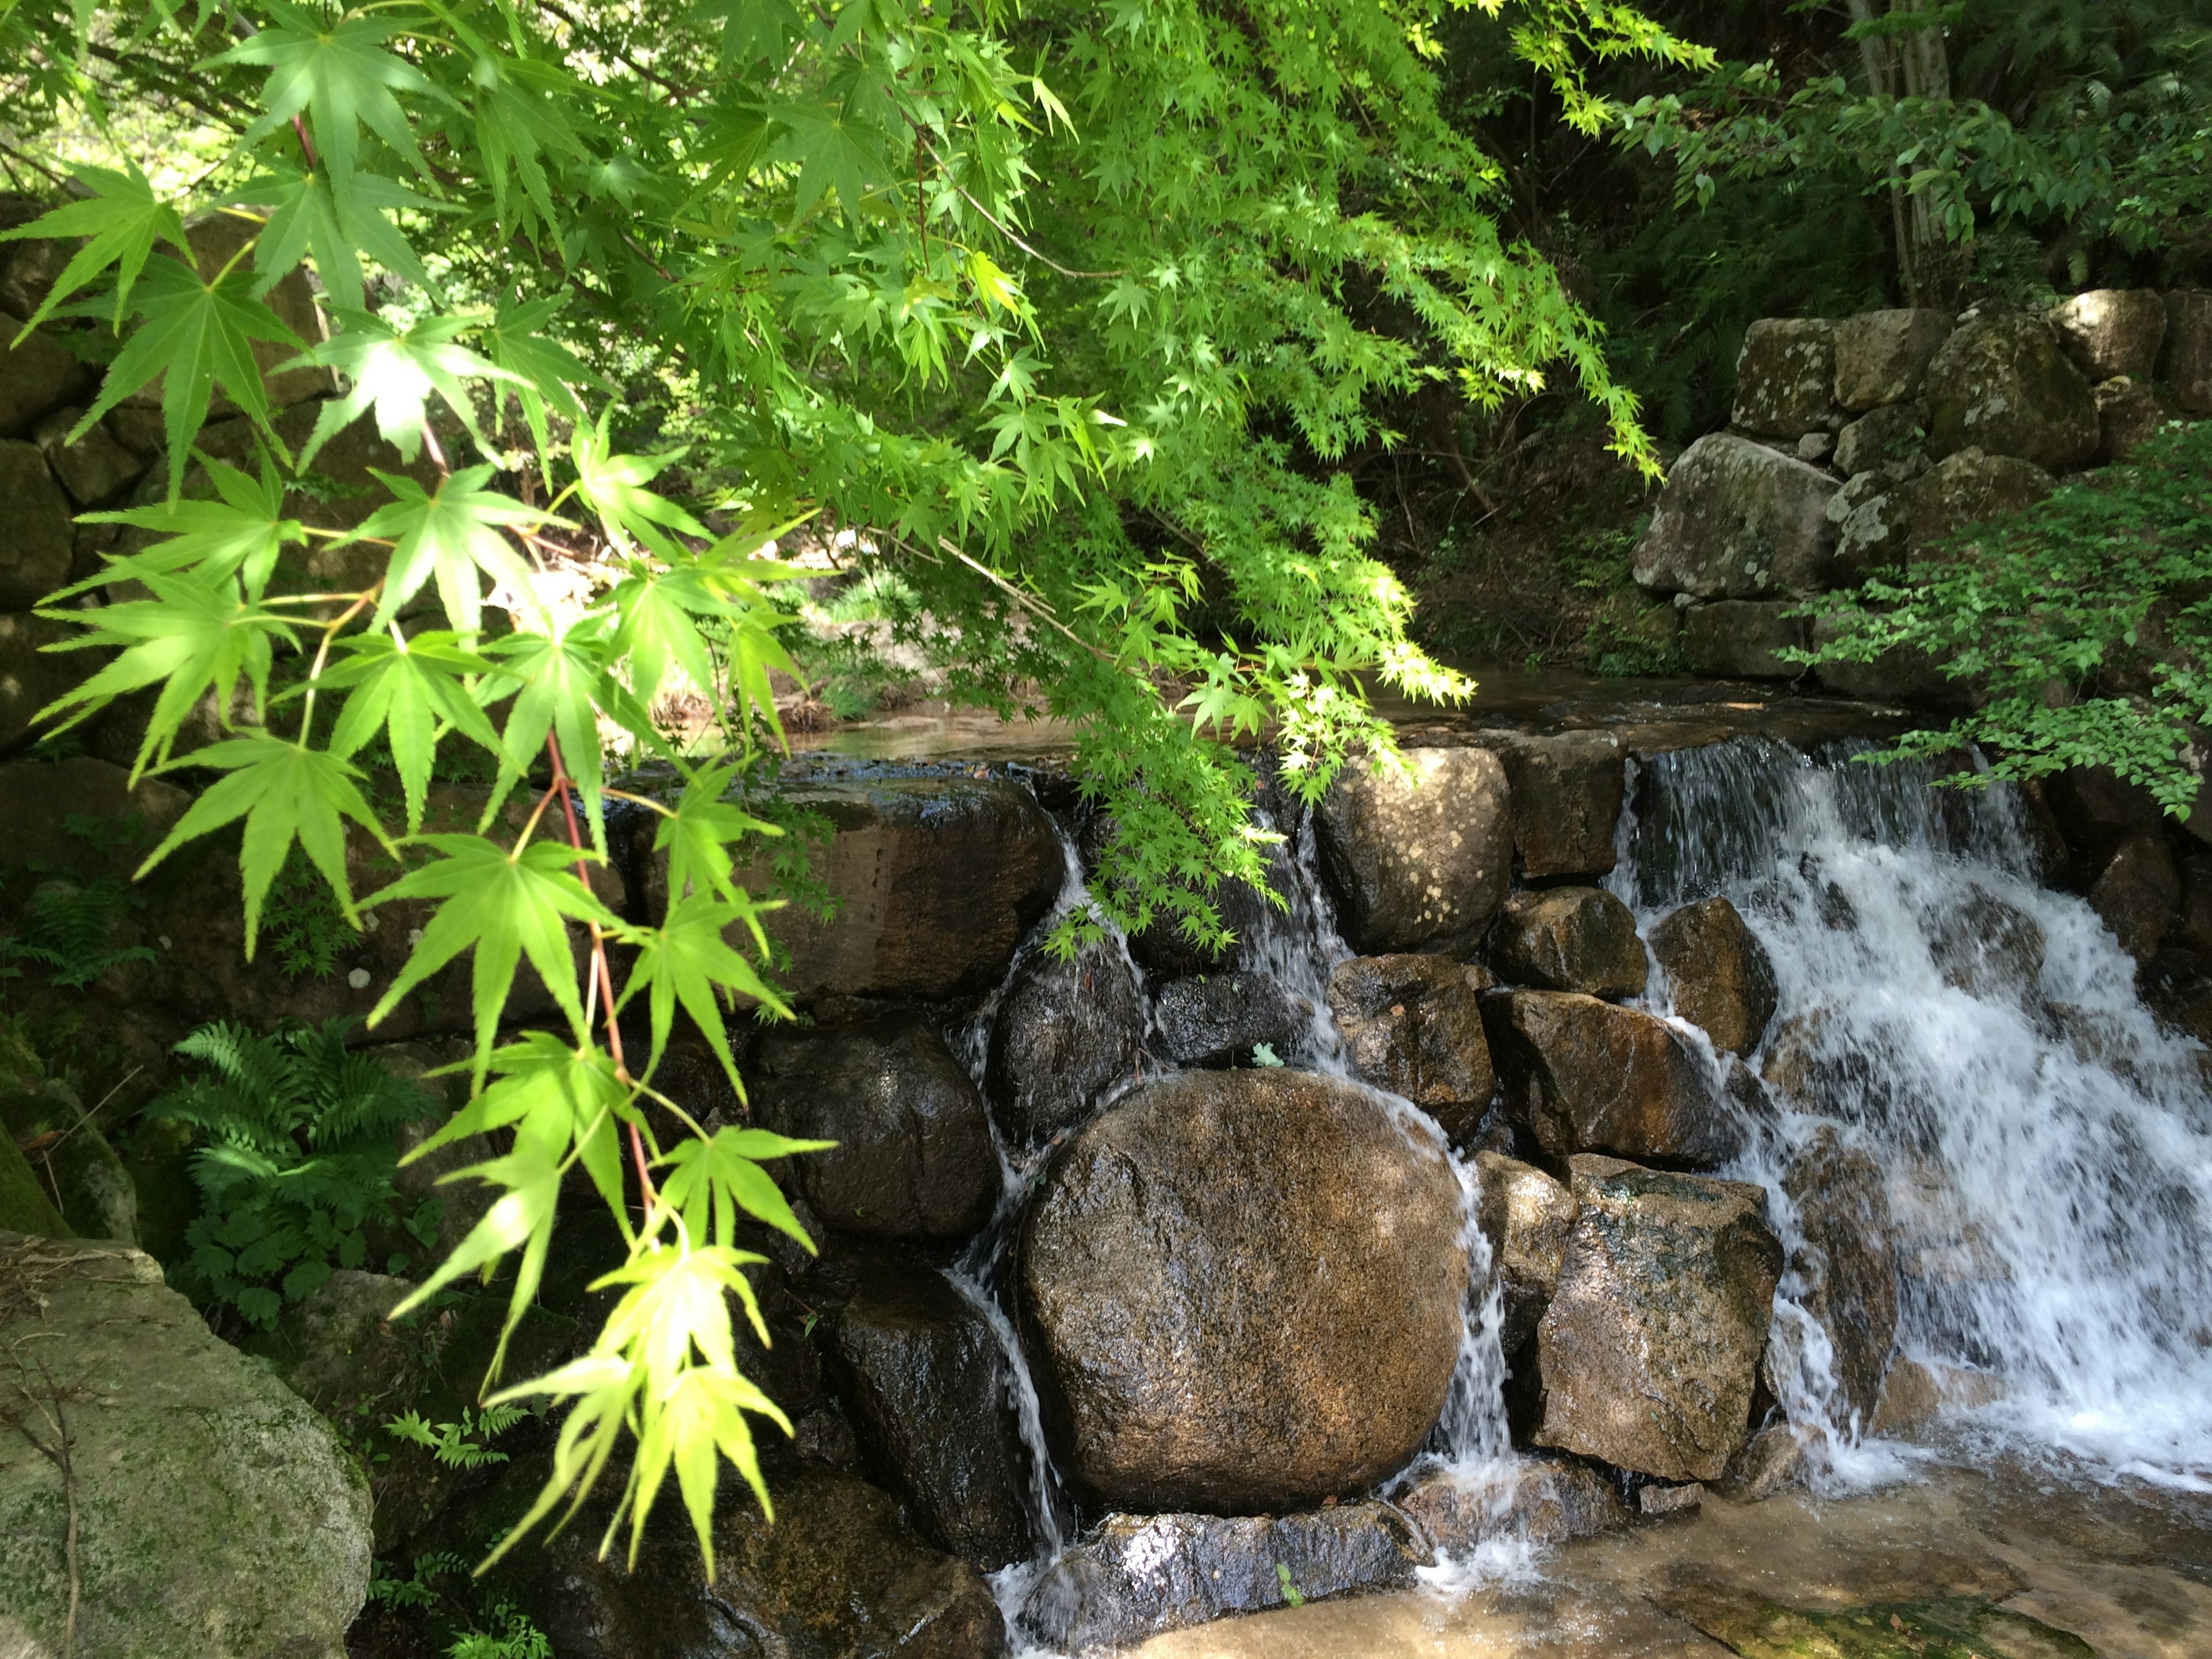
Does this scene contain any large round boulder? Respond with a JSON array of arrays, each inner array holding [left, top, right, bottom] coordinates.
[[1018, 1069, 1467, 1513], [1630, 433, 1840, 600]]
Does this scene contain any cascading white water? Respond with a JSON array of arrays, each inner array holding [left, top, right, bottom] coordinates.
[[1616, 737, 2212, 1493]]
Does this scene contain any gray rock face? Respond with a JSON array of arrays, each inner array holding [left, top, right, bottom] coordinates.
[[1483, 990, 1739, 1165], [1152, 970, 1309, 1067], [1491, 887, 1647, 999], [2089, 831, 2179, 964], [2049, 289, 2166, 380], [0, 438, 73, 608], [459, 1452, 1009, 1659], [1833, 309, 1953, 410], [0, 1232, 371, 1659], [1782, 1128, 1899, 1429], [2095, 374, 2181, 461], [1395, 1455, 1628, 1555], [1019, 1505, 1425, 1650], [1020, 1069, 1467, 1513], [748, 1017, 1000, 1239], [986, 941, 1139, 1145], [651, 774, 1063, 1004], [33, 406, 145, 507], [1732, 318, 1839, 436], [1315, 746, 1511, 956], [1809, 613, 1960, 705], [1474, 1151, 1577, 1354], [0, 612, 90, 753], [1327, 953, 1494, 1140], [1631, 433, 1839, 600], [0, 312, 83, 438], [823, 1257, 1037, 1569], [1834, 400, 1929, 477], [1490, 730, 1626, 879], [1650, 895, 1778, 1055], [1681, 600, 1810, 681], [1909, 448, 2056, 558], [1533, 1157, 1785, 1483], [1828, 472, 1915, 582], [2168, 290, 2212, 412], [1925, 313, 2100, 471]]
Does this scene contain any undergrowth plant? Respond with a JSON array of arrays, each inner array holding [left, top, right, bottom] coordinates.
[[149, 1017, 442, 1327], [2, 0, 1705, 1574]]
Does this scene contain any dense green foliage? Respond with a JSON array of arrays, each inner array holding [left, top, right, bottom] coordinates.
[[0, 0, 1716, 1571], [149, 1015, 442, 1325], [1797, 422, 2212, 808]]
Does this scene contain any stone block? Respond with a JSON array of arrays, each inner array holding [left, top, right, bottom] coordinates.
[[1681, 600, 1810, 680], [1833, 308, 1953, 410], [1926, 313, 2100, 471], [1732, 318, 1839, 436], [2048, 289, 2167, 380], [1631, 433, 1839, 600]]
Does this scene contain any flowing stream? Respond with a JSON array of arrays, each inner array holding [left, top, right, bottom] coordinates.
[[944, 733, 2212, 1652]]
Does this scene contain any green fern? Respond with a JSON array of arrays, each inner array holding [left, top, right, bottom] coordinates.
[[385, 1405, 529, 1470], [149, 1017, 440, 1328], [3, 877, 156, 991]]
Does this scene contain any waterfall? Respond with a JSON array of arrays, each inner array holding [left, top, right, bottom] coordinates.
[[1616, 737, 2212, 1493]]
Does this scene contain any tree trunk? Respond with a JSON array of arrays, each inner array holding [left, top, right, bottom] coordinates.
[[1849, 0, 1950, 305]]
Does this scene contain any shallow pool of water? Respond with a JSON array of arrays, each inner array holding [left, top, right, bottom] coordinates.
[[1131, 1456, 2212, 1658]]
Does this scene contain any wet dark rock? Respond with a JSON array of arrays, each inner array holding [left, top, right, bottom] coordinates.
[[1019, 1069, 1467, 1513], [1638, 1480, 1704, 1518], [1121, 837, 1297, 977], [821, 1256, 1036, 1570], [1732, 318, 1839, 436], [1680, 601, 1810, 681], [1474, 1151, 1577, 1355], [1925, 313, 2100, 472], [1394, 1455, 1629, 1555], [1490, 730, 1627, 880], [644, 774, 1063, 1005], [2049, 289, 2167, 381], [1631, 433, 1840, 600], [450, 1452, 1008, 1659], [1018, 1505, 1426, 1651], [1650, 896, 1778, 1055], [1715, 1423, 1813, 1502], [2089, 832, 2179, 964], [985, 941, 1140, 1145], [2041, 764, 2163, 867], [0, 612, 100, 753], [34, 403, 145, 507], [2175, 857, 2212, 956], [1151, 970, 1308, 1067], [748, 1016, 999, 1240], [1782, 1128, 1900, 1430], [1327, 953, 1494, 1141], [1928, 885, 2046, 1005], [1315, 746, 1512, 956], [1491, 887, 1646, 999], [1834, 309, 1953, 410], [1533, 1156, 1785, 1484], [1809, 615, 1960, 706], [1482, 990, 1740, 1165]]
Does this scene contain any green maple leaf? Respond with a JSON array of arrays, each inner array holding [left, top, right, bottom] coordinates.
[[294, 310, 521, 470], [653, 763, 785, 910], [396, 1033, 631, 1366], [350, 463, 544, 636], [311, 630, 509, 831], [771, 96, 892, 225], [568, 414, 710, 554], [210, 2, 435, 197], [137, 735, 392, 953], [622, 889, 791, 1090], [70, 254, 302, 499], [480, 294, 599, 459], [35, 568, 295, 776], [365, 834, 620, 1066], [71, 456, 302, 601], [658, 1125, 831, 1252], [0, 160, 187, 330], [484, 615, 616, 842], [225, 166, 444, 302]]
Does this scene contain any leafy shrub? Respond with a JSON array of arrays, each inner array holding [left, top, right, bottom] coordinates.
[[149, 1018, 440, 1328]]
